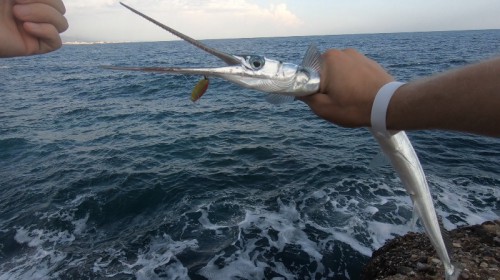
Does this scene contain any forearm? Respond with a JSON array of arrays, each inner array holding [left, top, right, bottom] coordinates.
[[387, 57, 500, 137]]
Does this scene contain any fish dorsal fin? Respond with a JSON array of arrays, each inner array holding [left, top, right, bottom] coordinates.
[[265, 94, 295, 105], [301, 44, 322, 72]]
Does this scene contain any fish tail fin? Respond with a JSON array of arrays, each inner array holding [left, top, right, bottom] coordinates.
[[445, 264, 462, 280], [439, 217, 462, 280]]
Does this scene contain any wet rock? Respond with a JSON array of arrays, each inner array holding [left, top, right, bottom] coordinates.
[[415, 262, 430, 272], [430, 258, 441, 265], [363, 220, 500, 280], [461, 270, 470, 279], [396, 266, 413, 275]]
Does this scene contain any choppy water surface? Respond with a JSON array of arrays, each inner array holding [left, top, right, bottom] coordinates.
[[1, 30, 499, 279]]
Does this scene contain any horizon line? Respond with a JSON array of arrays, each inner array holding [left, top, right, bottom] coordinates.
[[63, 28, 499, 45]]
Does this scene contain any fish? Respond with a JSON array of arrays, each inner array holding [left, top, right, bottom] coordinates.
[[104, 2, 321, 105], [106, 3, 459, 279], [191, 76, 210, 102], [370, 129, 460, 280]]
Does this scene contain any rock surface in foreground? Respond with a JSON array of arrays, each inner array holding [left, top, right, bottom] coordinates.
[[363, 220, 500, 280]]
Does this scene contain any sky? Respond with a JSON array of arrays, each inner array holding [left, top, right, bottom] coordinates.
[[62, 0, 500, 42]]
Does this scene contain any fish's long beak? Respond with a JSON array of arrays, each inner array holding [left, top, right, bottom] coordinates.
[[102, 65, 251, 78], [119, 2, 241, 66]]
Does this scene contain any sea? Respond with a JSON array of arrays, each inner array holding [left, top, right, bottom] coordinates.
[[1, 30, 499, 280]]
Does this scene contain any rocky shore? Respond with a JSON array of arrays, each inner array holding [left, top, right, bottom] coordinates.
[[363, 220, 500, 280]]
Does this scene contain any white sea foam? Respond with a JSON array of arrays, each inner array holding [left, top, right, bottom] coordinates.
[[72, 213, 89, 235], [0, 198, 91, 280], [200, 251, 270, 280], [196, 195, 388, 278], [430, 175, 499, 228], [198, 198, 326, 279], [120, 235, 197, 280], [90, 234, 199, 280], [1, 228, 71, 280], [1, 170, 496, 279], [197, 207, 229, 232], [366, 221, 412, 249]]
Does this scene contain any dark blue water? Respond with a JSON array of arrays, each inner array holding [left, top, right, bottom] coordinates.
[[1, 30, 499, 279]]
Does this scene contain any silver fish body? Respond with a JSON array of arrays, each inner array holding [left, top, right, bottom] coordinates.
[[370, 129, 459, 280], [218, 60, 321, 97], [105, 56, 321, 97]]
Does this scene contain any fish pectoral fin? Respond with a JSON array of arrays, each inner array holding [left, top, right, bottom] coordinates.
[[301, 44, 322, 72], [265, 94, 295, 105]]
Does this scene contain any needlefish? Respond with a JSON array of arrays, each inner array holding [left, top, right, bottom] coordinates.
[[105, 3, 460, 279]]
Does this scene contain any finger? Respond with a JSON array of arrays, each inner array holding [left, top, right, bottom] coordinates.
[[15, 0, 66, 14], [299, 93, 332, 108], [23, 22, 62, 54], [13, 3, 68, 33], [297, 93, 334, 116]]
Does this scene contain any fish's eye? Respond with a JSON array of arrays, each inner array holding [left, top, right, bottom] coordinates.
[[248, 56, 265, 70]]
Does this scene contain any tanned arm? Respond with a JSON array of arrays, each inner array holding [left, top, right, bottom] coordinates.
[[389, 58, 500, 137], [299, 49, 500, 137]]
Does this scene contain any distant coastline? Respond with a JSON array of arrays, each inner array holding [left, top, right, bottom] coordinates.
[[63, 41, 128, 45]]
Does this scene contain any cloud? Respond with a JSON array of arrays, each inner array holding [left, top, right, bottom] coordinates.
[[177, 0, 299, 22], [129, 0, 303, 28], [163, 0, 304, 38], [269, 3, 302, 27], [63, 0, 303, 41], [65, 0, 116, 9]]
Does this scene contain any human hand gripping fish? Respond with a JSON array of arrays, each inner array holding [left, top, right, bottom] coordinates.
[[104, 3, 460, 279]]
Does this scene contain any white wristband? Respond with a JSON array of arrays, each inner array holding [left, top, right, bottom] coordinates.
[[371, 81, 405, 134]]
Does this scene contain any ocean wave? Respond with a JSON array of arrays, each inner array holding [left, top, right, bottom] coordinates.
[[1, 30, 499, 279]]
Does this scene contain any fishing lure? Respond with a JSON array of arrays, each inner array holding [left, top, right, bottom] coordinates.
[[191, 76, 209, 102]]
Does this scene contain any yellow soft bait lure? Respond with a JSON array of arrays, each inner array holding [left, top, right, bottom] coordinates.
[[191, 76, 209, 102]]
